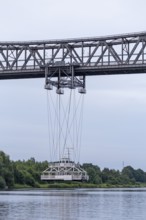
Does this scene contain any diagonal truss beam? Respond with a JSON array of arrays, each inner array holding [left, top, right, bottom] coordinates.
[[105, 43, 122, 65], [85, 43, 100, 65], [0, 31, 146, 79], [133, 41, 146, 64], [9, 47, 25, 69], [125, 38, 140, 64]]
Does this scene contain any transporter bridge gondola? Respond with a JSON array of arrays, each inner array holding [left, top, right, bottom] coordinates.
[[41, 63, 89, 182], [41, 157, 89, 181]]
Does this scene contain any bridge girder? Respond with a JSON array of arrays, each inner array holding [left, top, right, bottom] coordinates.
[[0, 32, 146, 80]]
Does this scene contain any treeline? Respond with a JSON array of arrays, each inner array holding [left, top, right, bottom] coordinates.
[[1, 150, 146, 189], [82, 163, 146, 186], [0, 151, 48, 189]]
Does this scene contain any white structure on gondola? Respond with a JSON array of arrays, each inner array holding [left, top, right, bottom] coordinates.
[[41, 157, 89, 181], [41, 64, 89, 181]]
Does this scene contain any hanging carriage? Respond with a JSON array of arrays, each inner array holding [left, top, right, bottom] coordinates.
[[41, 158, 89, 181], [41, 65, 89, 181]]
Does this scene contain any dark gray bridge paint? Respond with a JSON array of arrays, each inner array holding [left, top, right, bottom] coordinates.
[[1, 31, 146, 80]]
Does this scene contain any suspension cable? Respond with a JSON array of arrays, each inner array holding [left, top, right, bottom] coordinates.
[[46, 88, 85, 163]]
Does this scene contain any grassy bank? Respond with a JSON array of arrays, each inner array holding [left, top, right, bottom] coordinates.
[[13, 182, 146, 190]]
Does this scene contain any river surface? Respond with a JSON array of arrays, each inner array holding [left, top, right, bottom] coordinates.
[[0, 188, 146, 220]]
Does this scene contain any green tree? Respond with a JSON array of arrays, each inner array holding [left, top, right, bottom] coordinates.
[[122, 166, 136, 183], [0, 151, 14, 188], [0, 176, 6, 189], [83, 163, 102, 184], [134, 169, 146, 183]]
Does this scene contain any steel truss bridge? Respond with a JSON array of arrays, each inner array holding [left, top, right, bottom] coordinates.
[[1, 31, 146, 91]]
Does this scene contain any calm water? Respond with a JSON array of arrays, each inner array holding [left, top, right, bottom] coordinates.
[[0, 188, 146, 220]]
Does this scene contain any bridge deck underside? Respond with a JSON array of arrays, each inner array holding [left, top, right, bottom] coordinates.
[[1, 65, 146, 80]]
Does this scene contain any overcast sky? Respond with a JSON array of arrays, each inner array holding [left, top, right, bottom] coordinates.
[[0, 0, 146, 170]]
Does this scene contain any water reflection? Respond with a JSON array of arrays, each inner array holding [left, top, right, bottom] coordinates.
[[0, 189, 146, 220]]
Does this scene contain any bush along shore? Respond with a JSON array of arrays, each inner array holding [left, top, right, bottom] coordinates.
[[1, 150, 146, 189]]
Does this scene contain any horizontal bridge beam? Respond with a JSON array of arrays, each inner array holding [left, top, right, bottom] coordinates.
[[0, 31, 146, 80], [1, 64, 146, 80]]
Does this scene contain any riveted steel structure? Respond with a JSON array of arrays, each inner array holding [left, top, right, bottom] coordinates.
[[1, 31, 146, 80]]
